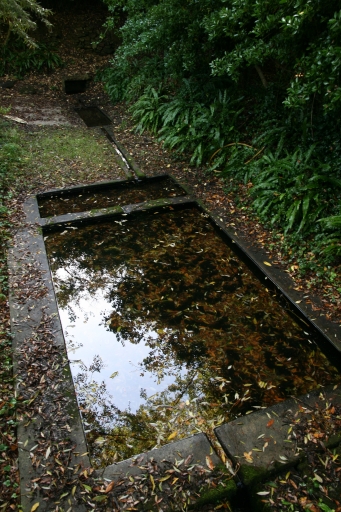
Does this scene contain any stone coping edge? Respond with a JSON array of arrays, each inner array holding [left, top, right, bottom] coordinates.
[[215, 385, 341, 489]]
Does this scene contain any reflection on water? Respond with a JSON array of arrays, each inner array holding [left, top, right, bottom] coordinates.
[[60, 286, 186, 414], [38, 177, 186, 217], [45, 206, 341, 467]]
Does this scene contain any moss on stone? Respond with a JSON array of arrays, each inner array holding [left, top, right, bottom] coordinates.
[[239, 463, 268, 487], [190, 478, 237, 509], [325, 434, 341, 449]]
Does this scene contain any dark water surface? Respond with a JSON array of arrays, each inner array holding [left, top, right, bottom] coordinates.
[[38, 177, 186, 218], [45, 206, 341, 467]]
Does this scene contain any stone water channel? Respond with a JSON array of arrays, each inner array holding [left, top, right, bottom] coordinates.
[[43, 202, 341, 469], [9, 107, 341, 510]]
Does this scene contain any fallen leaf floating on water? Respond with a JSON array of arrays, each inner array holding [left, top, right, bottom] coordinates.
[[266, 419, 274, 428], [263, 261, 272, 266], [30, 504, 40, 512]]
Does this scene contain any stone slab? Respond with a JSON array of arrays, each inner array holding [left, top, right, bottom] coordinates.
[[37, 179, 126, 198], [122, 195, 195, 214], [42, 204, 124, 227], [100, 433, 220, 482], [215, 386, 341, 485], [9, 202, 90, 511]]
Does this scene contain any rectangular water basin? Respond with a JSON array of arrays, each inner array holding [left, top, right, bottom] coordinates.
[[44, 204, 341, 468], [38, 176, 187, 218]]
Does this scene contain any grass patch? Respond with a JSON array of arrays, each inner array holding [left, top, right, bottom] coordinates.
[[20, 126, 125, 191]]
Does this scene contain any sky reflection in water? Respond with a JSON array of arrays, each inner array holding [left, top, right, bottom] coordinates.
[[58, 273, 186, 413]]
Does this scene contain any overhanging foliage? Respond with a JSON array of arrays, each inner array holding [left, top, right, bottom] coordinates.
[[0, 0, 52, 46], [101, 0, 341, 265]]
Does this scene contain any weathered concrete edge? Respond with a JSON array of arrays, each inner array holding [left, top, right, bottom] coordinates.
[[39, 196, 195, 228], [98, 433, 221, 480], [215, 385, 341, 489], [36, 177, 130, 199], [193, 197, 341, 353], [42, 205, 124, 227], [36, 174, 174, 200], [101, 126, 146, 179], [8, 204, 90, 510]]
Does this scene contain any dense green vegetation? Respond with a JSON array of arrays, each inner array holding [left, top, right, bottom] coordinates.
[[0, 39, 63, 76], [0, 0, 62, 76], [101, 0, 341, 278], [0, 0, 51, 46]]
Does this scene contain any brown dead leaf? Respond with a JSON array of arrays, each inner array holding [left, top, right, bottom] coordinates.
[[244, 451, 253, 463], [105, 481, 115, 493], [206, 455, 215, 470]]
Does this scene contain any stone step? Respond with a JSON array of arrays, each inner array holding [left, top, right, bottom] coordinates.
[[215, 386, 341, 487]]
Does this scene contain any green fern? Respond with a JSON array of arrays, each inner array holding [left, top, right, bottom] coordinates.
[[0, 40, 63, 76], [250, 145, 341, 235]]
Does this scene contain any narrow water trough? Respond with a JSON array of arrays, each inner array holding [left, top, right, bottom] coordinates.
[[37, 175, 187, 218], [75, 106, 112, 127]]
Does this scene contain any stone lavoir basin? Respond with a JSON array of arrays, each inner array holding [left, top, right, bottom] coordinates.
[[37, 175, 187, 218], [43, 198, 341, 469]]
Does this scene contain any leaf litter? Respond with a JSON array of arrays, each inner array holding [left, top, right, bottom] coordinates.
[[260, 396, 341, 511]]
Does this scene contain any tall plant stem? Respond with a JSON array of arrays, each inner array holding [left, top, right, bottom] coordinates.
[[4, 25, 11, 46], [255, 64, 267, 88]]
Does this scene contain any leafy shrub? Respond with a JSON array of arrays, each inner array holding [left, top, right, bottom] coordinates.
[[318, 213, 341, 258], [130, 82, 243, 166], [130, 86, 168, 133], [102, 0, 341, 266], [0, 40, 63, 77], [250, 145, 341, 234]]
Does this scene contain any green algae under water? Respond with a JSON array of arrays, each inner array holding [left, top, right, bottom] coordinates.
[[38, 177, 186, 218], [44, 205, 341, 468]]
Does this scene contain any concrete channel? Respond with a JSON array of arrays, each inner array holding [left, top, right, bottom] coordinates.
[[8, 110, 341, 510]]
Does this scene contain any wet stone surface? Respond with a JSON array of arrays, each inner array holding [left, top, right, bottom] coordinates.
[[44, 205, 341, 468], [38, 177, 187, 218]]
